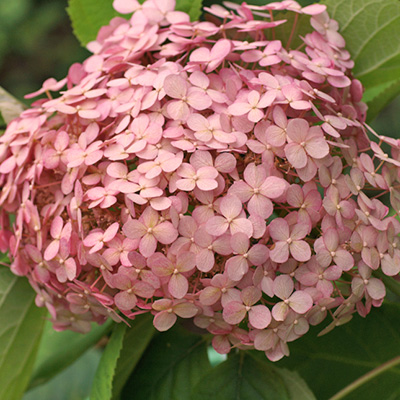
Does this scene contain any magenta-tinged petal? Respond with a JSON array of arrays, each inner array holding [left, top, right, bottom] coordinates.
[[248, 108, 264, 123], [305, 136, 329, 160], [113, 0, 139, 13], [153, 221, 178, 244], [249, 305, 271, 329], [44, 240, 60, 261], [123, 219, 147, 239], [248, 244, 269, 265], [104, 222, 120, 242], [206, 216, 229, 237], [173, 302, 198, 318], [289, 223, 308, 241], [212, 336, 231, 355], [167, 100, 189, 121], [248, 194, 273, 219], [50, 216, 63, 239], [0, 156, 16, 174], [223, 301, 246, 325], [381, 254, 400, 276], [324, 265, 342, 281], [254, 330, 277, 351], [197, 178, 218, 191], [230, 232, 249, 254], [187, 89, 212, 110], [199, 286, 221, 306], [114, 291, 138, 310], [366, 278, 386, 300], [148, 252, 173, 277], [272, 301, 289, 321], [269, 241, 289, 264], [228, 181, 253, 202], [323, 228, 339, 251], [153, 311, 177, 332], [273, 275, 294, 300], [163, 75, 187, 99], [260, 176, 287, 199], [220, 195, 243, 219], [334, 249, 354, 271], [230, 218, 254, 238], [290, 240, 311, 262], [225, 255, 249, 281], [288, 291, 313, 314], [285, 143, 307, 168], [139, 234, 157, 257], [228, 102, 251, 116], [176, 178, 196, 191], [269, 218, 289, 241], [168, 273, 189, 299]]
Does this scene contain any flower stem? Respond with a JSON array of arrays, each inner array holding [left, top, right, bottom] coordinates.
[[328, 355, 400, 400]]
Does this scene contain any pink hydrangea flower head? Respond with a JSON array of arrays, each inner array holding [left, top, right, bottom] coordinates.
[[1, 0, 398, 361]]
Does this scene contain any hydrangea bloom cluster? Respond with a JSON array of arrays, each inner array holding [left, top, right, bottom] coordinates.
[[1, 0, 400, 361]]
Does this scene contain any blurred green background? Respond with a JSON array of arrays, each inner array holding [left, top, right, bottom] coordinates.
[[0, 0, 398, 398], [0, 0, 89, 102]]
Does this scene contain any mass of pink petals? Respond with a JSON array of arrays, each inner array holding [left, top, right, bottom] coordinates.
[[0, 0, 399, 362]]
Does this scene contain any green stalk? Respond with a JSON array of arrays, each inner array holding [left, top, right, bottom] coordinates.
[[329, 355, 400, 400]]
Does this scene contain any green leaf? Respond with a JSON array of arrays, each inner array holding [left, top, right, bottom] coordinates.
[[192, 352, 316, 400], [364, 79, 400, 122], [276, 302, 400, 400], [90, 323, 126, 400], [0, 252, 9, 264], [29, 319, 114, 389], [0, 267, 46, 400], [324, 0, 400, 89], [67, 0, 120, 46], [110, 313, 155, 400], [24, 348, 102, 400], [90, 313, 155, 400], [176, 0, 203, 21], [122, 324, 212, 400]]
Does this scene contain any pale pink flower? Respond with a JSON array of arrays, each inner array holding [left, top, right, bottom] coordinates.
[[284, 118, 329, 169], [189, 39, 232, 73], [269, 218, 311, 263], [137, 151, 183, 179], [83, 222, 119, 254], [194, 228, 232, 272], [314, 228, 354, 271], [176, 163, 219, 192], [163, 74, 211, 120], [123, 207, 178, 257], [271, 275, 313, 321], [228, 90, 274, 123], [44, 217, 72, 261], [223, 286, 271, 329], [148, 251, 196, 299], [206, 195, 253, 238], [351, 262, 385, 301], [199, 274, 240, 307], [50, 239, 77, 283], [295, 257, 341, 297], [225, 233, 269, 281], [152, 299, 198, 331], [229, 163, 287, 219]]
